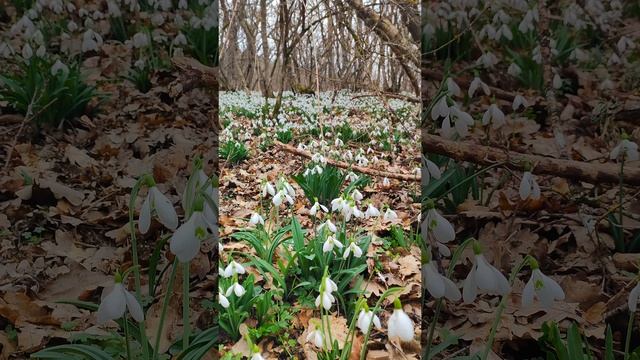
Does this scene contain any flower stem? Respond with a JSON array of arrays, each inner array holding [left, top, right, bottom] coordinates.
[[619, 158, 625, 251], [624, 311, 635, 360], [128, 178, 150, 359], [152, 259, 178, 360], [183, 262, 190, 350], [123, 315, 131, 360], [481, 255, 531, 360]]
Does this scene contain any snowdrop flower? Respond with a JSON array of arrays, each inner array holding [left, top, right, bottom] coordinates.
[[315, 276, 337, 310], [335, 138, 344, 147], [629, 277, 640, 312], [21, 44, 33, 60], [343, 241, 363, 259], [222, 260, 245, 278], [519, 171, 541, 200], [139, 184, 179, 233], [422, 158, 441, 185], [351, 189, 363, 202], [552, 73, 563, 89], [346, 172, 359, 182], [170, 210, 211, 262], [422, 201, 455, 244], [357, 307, 381, 334], [173, 32, 187, 47], [81, 29, 103, 52], [522, 259, 564, 309], [97, 274, 144, 324], [317, 219, 337, 233], [250, 350, 264, 360], [132, 32, 150, 48], [446, 77, 462, 97], [262, 181, 275, 198], [218, 288, 230, 308], [482, 104, 505, 128], [107, 0, 121, 17], [477, 52, 499, 68], [272, 190, 293, 206], [610, 137, 639, 161], [331, 197, 347, 212], [382, 177, 390, 187], [512, 94, 528, 110], [383, 208, 398, 221], [468, 77, 490, 98], [225, 281, 246, 297], [617, 36, 634, 54], [423, 257, 461, 301], [35, 45, 45, 57], [306, 322, 324, 348], [445, 106, 475, 138], [249, 213, 264, 226], [508, 63, 521, 77], [463, 242, 510, 303], [50, 60, 69, 76], [365, 203, 380, 218], [431, 96, 450, 120], [387, 299, 414, 342], [309, 200, 328, 216], [323, 235, 343, 253]]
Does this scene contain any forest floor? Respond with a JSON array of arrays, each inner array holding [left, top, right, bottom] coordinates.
[[0, 2, 216, 358], [217, 91, 422, 359], [422, 2, 640, 359]]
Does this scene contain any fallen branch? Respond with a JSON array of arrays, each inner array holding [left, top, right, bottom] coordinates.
[[274, 141, 420, 182], [422, 133, 640, 186], [171, 56, 218, 89]]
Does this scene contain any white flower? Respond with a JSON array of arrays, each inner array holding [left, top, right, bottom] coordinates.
[[519, 171, 541, 200], [463, 253, 510, 303], [173, 33, 187, 46], [507, 63, 521, 77], [522, 268, 564, 309], [97, 282, 144, 324], [383, 208, 398, 221], [218, 288, 230, 308], [322, 235, 343, 253], [309, 201, 328, 216], [170, 210, 210, 262], [352, 189, 363, 202], [306, 327, 324, 348], [222, 260, 246, 278], [512, 94, 528, 110], [50, 60, 68, 76], [365, 203, 380, 218], [335, 138, 344, 147], [617, 36, 635, 54], [225, 282, 246, 297], [382, 177, 390, 187], [552, 73, 563, 89], [262, 182, 275, 197], [343, 241, 363, 259], [81, 29, 103, 52], [446, 78, 461, 97], [357, 309, 381, 334], [629, 281, 640, 312], [272, 190, 293, 206], [331, 197, 346, 212], [482, 104, 505, 128], [132, 32, 150, 48], [468, 77, 490, 98], [423, 260, 460, 301], [423, 158, 442, 185], [315, 289, 335, 310], [139, 185, 179, 233], [250, 353, 265, 360], [21, 44, 33, 59], [422, 208, 455, 243], [610, 139, 639, 161], [431, 96, 450, 120], [249, 213, 264, 226], [317, 219, 337, 233], [107, 0, 121, 17], [387, 304, 414, 342]]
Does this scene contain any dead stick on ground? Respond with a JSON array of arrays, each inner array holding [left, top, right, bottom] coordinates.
[[274, 141, 420, 182], [422, 133, 640, 186]]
